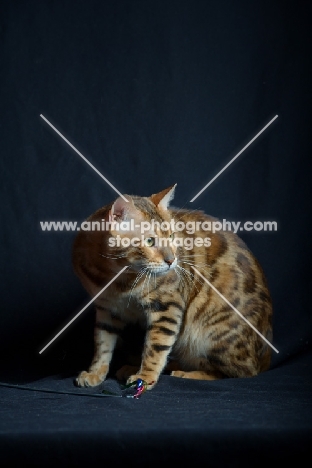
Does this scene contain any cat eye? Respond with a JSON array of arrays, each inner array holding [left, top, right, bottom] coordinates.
[[169, 233, 175, 240], [145, 237, 155, 247]]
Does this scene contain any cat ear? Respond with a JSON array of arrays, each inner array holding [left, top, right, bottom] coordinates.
[[109, 197, 127, 221], [109, 196, 132, 222], [108, 196, 142, 225], [150, 184, 177, 211]]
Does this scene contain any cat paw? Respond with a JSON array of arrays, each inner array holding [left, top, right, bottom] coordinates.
[[75, 370, 106, 387], [170, 370, 187, 378], [126, 373, 157, 390], [171, 370, 221, 380]]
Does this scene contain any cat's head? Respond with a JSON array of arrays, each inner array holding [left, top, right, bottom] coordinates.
[[105, 184, 178, 275]]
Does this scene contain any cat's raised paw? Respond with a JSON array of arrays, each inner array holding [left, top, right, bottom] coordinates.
[[126, 373, 157, 390], [75, 370, 106, 387]]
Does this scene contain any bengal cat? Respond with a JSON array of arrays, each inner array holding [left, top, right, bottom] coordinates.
[[74, 184, 272, 389]]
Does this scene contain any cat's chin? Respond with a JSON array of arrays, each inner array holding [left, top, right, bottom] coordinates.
[[129, 264, 174, 276], [148, 266, 177, 276], [153, 268, 171, 276]]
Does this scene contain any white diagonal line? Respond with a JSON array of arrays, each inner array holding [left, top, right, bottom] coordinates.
[[39, 266, 128, 354], [190, 115, 278, 202], [40, 114, 128, 202], [191, 266, 279, 353]]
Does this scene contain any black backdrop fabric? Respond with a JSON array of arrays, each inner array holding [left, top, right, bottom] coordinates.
[[0, 0, 311, 466]]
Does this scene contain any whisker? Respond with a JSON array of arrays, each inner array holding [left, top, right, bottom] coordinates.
[[127, 267, 147, 307], [147, 270, 152, 310], [179, 254, 206, 260], [178, 265, 204, 292], [176, 265, 192, 290], [141, 269, 151, 302], [180, 261, 209, 267], [180, 261, 211, 279], [175, 266, 186, 290], [132, 267, 147, 286]]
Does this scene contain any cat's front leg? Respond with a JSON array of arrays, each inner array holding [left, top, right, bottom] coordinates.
[[127, 304, 183, 389], [76, 306, 124, 387]]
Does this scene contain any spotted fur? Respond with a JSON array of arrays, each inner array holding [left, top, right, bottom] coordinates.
[[74, 185, 272, 389]]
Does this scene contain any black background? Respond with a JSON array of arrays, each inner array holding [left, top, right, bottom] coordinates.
[[1, 0, 311, 367], [0, 0, 311, 465]]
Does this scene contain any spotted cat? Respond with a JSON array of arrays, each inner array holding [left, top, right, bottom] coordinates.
[[74, 184, 272, 389]]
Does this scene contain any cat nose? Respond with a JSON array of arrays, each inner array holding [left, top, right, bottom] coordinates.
[[163, 248, 175, 266]]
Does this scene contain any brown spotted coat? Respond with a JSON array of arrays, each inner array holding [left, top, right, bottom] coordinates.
[[74, 185, 272, 389]]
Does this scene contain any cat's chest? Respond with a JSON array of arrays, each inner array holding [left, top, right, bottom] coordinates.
[[100, 288, 146, 326]]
